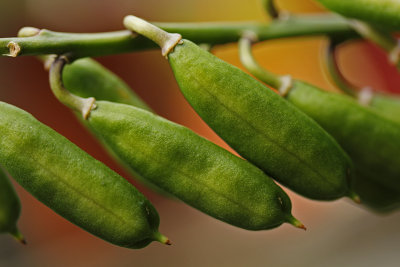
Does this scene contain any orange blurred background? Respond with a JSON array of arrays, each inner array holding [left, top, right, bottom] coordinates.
[[1, 0, 399, 266]]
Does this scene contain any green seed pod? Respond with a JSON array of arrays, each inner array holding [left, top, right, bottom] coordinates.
[[0, 168, 25, 243], [285, 80, 400, 193], [55, 56, 168, 195], [0, 101, 169, 249], [315, 0, 400, 30], [123, 16, 354, 201], [85, 100, 304, 230], [62, 58, 151, 111], [369, 93, 400, 124], [353, 170, 399, 213]]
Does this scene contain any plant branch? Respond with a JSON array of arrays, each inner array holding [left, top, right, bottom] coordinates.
[[0, 14, 356, 59]]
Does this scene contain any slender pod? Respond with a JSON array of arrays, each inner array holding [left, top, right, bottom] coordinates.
[[85, 101, 305, 230], [0, 101, 169, 248], [123, 15, 355, 201], [285, 81, 400, 193], [48, 56, 305, 231], [239, 34, 400, 208], [0, 168, 25, 244], [315, 0, 400, 31], [353, 170, 399, 213], [323, 39, 400, 124]]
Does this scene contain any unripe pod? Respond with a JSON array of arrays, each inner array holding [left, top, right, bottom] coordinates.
[[0, 168, 25, 243], [85, 101, 304, 230], [316, 0, 400, 30], [0, 101, 168, 249], [285, 80, 400, 193], [122, 16, 355, 201], [369, 93, 400, 124]]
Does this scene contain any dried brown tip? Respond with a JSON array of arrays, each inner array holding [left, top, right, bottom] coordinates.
[[286, 215, 307, 231], [165, 239, 172, 246]]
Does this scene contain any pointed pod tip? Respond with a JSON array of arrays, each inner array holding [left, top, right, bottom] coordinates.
[[10, 228, 27, 245], [286, 215, 306, 231], [348, 190, 361, 204], [154, 231, 171, 246]]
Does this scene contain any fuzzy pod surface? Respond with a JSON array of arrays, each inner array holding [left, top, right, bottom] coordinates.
[[286, 80, 400, 193], [86, 101, 303, 230], [369, 93, 400, 124], [167, 40, 352, 201], [0, 101, 167, 249], [0, 168, 24, 242], [316, 0, 400, 30]]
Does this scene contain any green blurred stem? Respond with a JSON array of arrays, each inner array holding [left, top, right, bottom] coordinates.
[[262, 0, 279, 19], [238, 31, 292, 94], [0, 14, 355, 59], [322, 38, 358, 97], [348, 20, 400, 66]]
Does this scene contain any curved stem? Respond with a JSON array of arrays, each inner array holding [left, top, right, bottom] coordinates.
[[262, 0, 279, 19], [348, 20, 400, 66], [0, 14, 356, 59], [49, 55, 96, 119], [123, 15, 182, 57], [238, 31, 292, 95], [322, 38, 358, 97], [322, 38, 375, 106]]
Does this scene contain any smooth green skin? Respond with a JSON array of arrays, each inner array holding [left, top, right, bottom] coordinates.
[[316, 0, 400, 30], [354, 170, 399, 213], [286, 80, 400, 194], [87, 101, 296, 230], [0, 168, 22, 238], [370, 93, 400, 124], [63, 58, 151, 111], [168, 40, 352, 201], [0, 101, 164, 249]]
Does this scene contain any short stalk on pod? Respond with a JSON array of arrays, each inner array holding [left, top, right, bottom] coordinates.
[[0, 167, 25, 244], [48, 54, 305, 231], [123, 15, 355, 202], [238, 31, 400, 210], [322, 38, 400, 124]]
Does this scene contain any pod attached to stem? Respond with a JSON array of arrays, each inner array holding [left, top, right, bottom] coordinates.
[[124, 15, 354, 202], [322, 38, 400, 124], [238, 31, 400, 210], [48, 43, 305, 231]]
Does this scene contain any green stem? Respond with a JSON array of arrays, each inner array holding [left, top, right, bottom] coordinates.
[[238, 31, 292, 94], [123, 15, 182, 57], [348, 20, 400, 66], [322, 38, 358, 97], [49, 55, 96, 119], [0, 14, 355, 59]]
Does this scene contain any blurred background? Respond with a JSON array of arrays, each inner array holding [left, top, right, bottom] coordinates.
[[1, 0, 399, 266]]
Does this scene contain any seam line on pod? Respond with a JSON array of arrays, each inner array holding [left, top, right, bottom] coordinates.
[[26, 155, 130, 225], [104, 122, 266, 218], [188, 74, 336, 186]]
